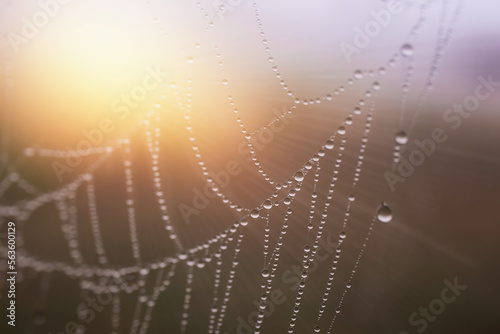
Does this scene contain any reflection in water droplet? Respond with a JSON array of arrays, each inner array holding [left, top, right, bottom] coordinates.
[[251, 209, 259, 219], [294, 171, 304, 182], [337, 125, 346, 135], [377, 202, 392, 223], [400, 43, 414, 57], [354, 69, 363, 79], [325, 139, 334, 150], [394, 130, 408, 145]]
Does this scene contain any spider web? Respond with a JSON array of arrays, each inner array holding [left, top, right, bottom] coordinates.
[[0, 0, 463, 333]]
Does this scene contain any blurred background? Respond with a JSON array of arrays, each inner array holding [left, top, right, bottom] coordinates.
[[0, 0, 499, 333]]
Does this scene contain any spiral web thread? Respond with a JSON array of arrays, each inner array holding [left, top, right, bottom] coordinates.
[[0, 0, 462, 333]]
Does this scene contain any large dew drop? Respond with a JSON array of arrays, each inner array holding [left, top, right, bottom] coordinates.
[[400, 43, 414, 57], [394, 130, 408, 145], [294, 171, 304, 182], [250, 209, 260, 219], [376, 202, 392, 223], [325, 139, 334, 150], [337, 125, 346, 135], [353, 69, 363, 79]]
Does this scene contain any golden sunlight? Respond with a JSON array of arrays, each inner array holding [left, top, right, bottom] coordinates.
[[11, 0, 177, 144]]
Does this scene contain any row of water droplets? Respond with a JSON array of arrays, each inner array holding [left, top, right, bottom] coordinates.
[[0, 0, 465, 332]]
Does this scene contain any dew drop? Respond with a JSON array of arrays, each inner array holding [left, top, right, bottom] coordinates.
[[325, 139, 334, 150], [261, 268, 270, 278], [353, 69, 363, 80], [251, 209, 260, 219], [394, 130, 408, 145], [400, 43, 414, 57], [263, 200, 272, 210], [294, 171, 304, 182], [376, 202, 392, 223], [337, 125, 346, 135]]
